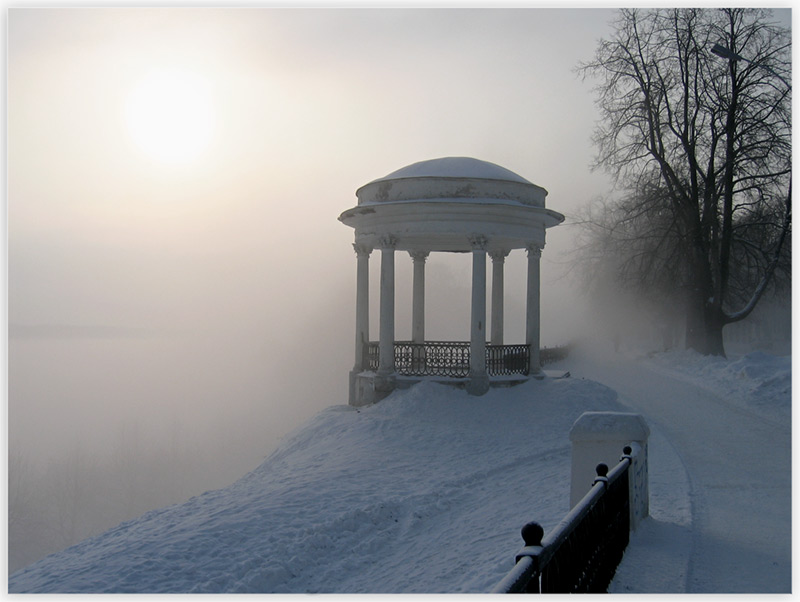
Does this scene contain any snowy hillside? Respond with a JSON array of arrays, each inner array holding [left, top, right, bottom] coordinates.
[[8, 376, 626, 593], [8, 349, 791, 593]]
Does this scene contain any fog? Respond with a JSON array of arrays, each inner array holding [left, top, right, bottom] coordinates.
[[6, 7, 680, 571]]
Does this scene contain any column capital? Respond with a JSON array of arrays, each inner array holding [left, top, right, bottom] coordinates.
[[409, 250, 430, 263], [353, 243, 373, 258], [489, 249, 510, 262], [526, 244, 542, 259], [469, 234, 488, 250], [378, 235, 397, 249]]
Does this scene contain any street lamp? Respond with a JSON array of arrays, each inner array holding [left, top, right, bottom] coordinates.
[[711, 43, 745, 62], [711, 43, 791, 89]]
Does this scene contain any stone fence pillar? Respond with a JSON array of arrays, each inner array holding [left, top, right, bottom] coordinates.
[[569, 411, 650, 530]]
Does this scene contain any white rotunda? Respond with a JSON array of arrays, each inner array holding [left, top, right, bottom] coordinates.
[[339, 157, 564, 406]]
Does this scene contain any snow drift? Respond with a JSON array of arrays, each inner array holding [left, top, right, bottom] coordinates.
[[9, 377, 625, 593]]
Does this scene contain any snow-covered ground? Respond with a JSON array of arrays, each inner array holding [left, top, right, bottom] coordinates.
[[7, 346, 791, 593], [575, 345, 792, 593], [638, 348, 790, 424]]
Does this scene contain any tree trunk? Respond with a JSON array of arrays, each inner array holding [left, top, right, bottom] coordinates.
[[703, 305, 727, 357], [684, 297, 726, 356], [684, 288, 706, 352], [684, 243, 727, 357]]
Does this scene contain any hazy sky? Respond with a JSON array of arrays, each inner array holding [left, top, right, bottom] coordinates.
[[7, 7, 790, 472], [9, 7, 616, 332]]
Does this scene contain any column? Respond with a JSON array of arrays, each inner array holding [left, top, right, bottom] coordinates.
[[378, 236, 396, 376], [410, 250, 429, 343], [526, 244, 542, 375], [489, 250, 509, 346], [468, 235, 489, 394], [353, 244, 372, 370]]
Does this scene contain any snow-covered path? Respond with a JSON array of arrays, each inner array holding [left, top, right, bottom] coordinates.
[[571, 348, 791, 593]]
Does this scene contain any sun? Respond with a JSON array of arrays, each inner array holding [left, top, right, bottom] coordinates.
[[125, 69, 214, 164]]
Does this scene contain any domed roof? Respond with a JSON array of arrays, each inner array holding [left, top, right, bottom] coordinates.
[[368, 156, 533, 185], [355, 156, 547, 208], [341, 156, 563, 253]]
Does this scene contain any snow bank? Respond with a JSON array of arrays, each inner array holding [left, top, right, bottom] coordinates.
[[641, 350, 791, 422], [9, 377, 625, 593]]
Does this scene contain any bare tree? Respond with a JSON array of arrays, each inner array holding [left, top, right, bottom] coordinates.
[[579, 8, 791, 356]]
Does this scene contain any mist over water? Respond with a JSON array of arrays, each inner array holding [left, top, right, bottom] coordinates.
[[8, 331, 331, 571], [10, 250, 587, 467]]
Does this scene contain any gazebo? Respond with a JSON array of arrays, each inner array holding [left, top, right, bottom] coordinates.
[[339, 157, 564, 406]]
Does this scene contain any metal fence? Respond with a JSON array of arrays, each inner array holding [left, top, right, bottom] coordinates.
[[365, 341, 531, 377], [395, 341, 471, 377], [539, 343, 572, 366], [486, 344, 530, 375], [491, 446, 633, 594]]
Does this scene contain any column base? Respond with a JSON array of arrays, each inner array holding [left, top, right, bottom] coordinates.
[[349, 370, 397, 407], [466, 372, 490, 396], [529, 353, 542, 376]]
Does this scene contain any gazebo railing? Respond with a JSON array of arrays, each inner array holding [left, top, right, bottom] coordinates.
[[396, 341, 471, 377], [487, 344, 530, 376], [365, 341, 530, 377]]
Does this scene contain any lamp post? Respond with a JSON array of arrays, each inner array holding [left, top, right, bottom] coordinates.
[[710, 40, 792, 330]]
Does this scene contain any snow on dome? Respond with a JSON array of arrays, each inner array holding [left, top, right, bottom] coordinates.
[[352, 156, 549, 210], [369, 157, 533, 185]]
